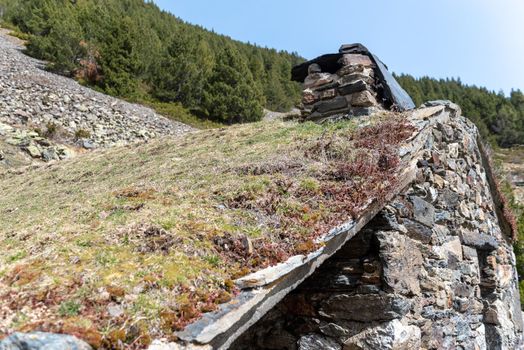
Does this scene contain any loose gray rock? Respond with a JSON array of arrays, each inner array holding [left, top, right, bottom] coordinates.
[[0, 332, 92, 350], [343, 319, 421, 350], [298, 334, 341, 350], [320, 294, 411, 322]]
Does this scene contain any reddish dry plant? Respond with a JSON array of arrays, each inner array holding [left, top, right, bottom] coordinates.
[[493, 178, 519, 241], [75, 41, 103, 83], [224, 117, 416, 271], [0, 271, 235, 349], [353, 117, 417, 149], [479, 143, 519, 241], [1, 118, 418, 349]]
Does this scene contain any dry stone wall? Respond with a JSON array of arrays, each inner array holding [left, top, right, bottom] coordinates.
[[231, 106, 523, 349]]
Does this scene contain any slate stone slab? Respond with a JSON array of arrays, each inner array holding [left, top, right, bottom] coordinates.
[[411, 196, 435, 227], [313, 96, 348, 114], [371, 54, 415, 111], [459, 231, 499, 251], [338, 80, 367, 96], [298, 334, 341, 350], [402, 218, 434, 244], [0, 333, 92, 350], [377, 231, 423, 296], [319, 293, 411, 321]]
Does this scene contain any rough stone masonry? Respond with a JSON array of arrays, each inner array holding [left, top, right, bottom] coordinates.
[[231, 103, 523, 350]]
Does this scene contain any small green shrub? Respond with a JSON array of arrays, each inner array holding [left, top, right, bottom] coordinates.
[[75, 128, 91, 139], [7, 250, 27, 263], [299, 178, 320, 192], [58, 300, 81, 317], [45, 122, 57, 138], [204, 255, 221, 267], [141, 100, 223, 130]]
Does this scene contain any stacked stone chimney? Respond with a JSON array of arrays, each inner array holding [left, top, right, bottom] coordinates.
[[292, 44, 415, 122], [301, 54, 380, 121]]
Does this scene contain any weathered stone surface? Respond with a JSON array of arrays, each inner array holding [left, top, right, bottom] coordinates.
[[148, 340, 211, 350], [24, 144, 41, 158], [338, 73, 374, 87], [433, 237, 463, 262], [462, 245, 478, 261], [402, 219, 433, 244], [459, 231, 499, 251], [0, 332, 92, 350], [439, 189, 459, 208], [302, 89, 319, 105], [298, 334, 341, 350], [313, 96, 348, 114], [376, 231, 422, 296], [411, 196, 435, 227], [496, 264, 514, 288], [304, 73, 335, 89], [320, 294, 411, 322], [337, 80, 367, 96], [320, 323, 351, 339], [320, 89, 337, 100], [336, 64, 366, 77], [308, 63, 322, 74], [350, 91, 376, 107], [343, 319, 421, 350], [338, 54, 373, 68]]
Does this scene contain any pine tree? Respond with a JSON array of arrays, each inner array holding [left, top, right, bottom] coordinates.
[[203, 44, 263, 123]]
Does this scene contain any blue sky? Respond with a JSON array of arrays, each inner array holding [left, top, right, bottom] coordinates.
[[153, 0, 524, 94]]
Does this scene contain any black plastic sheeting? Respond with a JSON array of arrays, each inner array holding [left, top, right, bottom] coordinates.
[[291, 44, 415, 112]]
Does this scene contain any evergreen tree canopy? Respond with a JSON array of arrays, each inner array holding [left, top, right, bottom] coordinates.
[[0, 0, 303, 123], [1, 0, 523, 143]]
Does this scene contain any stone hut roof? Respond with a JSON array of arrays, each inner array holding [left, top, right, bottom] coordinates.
[[157, 102, 521, 349]]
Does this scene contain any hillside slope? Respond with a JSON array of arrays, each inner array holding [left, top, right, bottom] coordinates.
[[0, 29, 192, 148], [0, 28, 194, 172], [0, 112, 419, 347], [0, 0, 304, 124]]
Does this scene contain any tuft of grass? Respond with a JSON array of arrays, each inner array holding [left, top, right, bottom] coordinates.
[[7, 250, 27, 263], [95, 251, 118, 267], [45, 122, 58, 138], [75, 128, 91, 139], [204, 255, 221, 267], [76, 239, 93, 248], [299, 177, 320, 192], [58, 300, 81, 317]]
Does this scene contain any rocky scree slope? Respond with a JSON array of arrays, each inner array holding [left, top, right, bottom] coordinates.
[[0, 29, 193, 169]]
